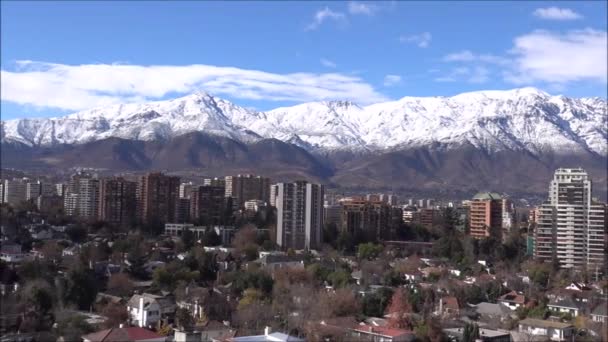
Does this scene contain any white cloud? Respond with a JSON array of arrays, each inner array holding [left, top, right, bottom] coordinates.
[[533, 7, 583, 20], [506, 29, 607, 84], [1, 61, 388, 111], [306, 7, 346, 31], [443, 50, 509, 65], [434, 76, 455, 83], [468, 66, 490, 84], [400, 32, 432, 48], [348, 2, 378, 15], [383, 74, 402, 87], [320, 58, 337, 68], [433, 66, 489, 84]]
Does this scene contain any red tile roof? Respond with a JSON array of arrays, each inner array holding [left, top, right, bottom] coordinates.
[[498, 290, 526, 304]]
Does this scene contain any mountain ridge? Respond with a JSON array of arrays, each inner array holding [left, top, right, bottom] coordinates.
[[2, 87, 607, 156]]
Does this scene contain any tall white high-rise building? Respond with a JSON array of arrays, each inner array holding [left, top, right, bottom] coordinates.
[[534, 168, 606, 271], [275, 181, 324, 250]]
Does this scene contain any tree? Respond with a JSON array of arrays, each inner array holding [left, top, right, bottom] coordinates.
[[21, 280, 54, 314], [357, 243, 384, 260], [64, 267, 98, 310], [201, 229, 221, 246], [362, 287, 394, 317], [100, 302, 128, 328], [238, 288, 264, 309], [386, 288, 414, 330], [181, 228, 195, 251], [41, 241, 62, 265], [323, 222, 339, 247], [462, 322, 480, 342], [66, 224, 87, 243], [327, 269, 351, 288], [54, 311, 94, 341], [314, 289, 361, 319], [107, 273, 134, 297], [175, 307, 194, 330]]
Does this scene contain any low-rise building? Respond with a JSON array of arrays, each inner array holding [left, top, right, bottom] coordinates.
[[443, 327, 511, 342], [350, 324, 414, 342], [228, 327, 304, 342], [497, 290, 527, 310], [518, 318, 574, 342], [590, 301, 607, 323], [82, 326, 166, 342], [547, 297, 584, 317], [127, 293, 176, 329]]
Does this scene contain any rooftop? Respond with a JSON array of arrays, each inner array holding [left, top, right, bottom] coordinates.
[[518, 318, 573, 329], [352, 324, 413, 338], [82, 327, 163, 342], [473, 192, 502, 201]]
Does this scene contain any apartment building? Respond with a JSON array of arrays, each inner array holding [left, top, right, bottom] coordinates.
[[225, 174, 270, 208], [98, 177, 137, 226], [469, 192, 503, 240], [275, 181, 324, 250], [534, 168, 606, 271], [137, 172, 180, 225]]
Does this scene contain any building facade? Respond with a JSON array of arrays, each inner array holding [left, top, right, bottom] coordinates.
[[190, 185, 225, 225], [64, 173, 100, 219], [533, 168, 606, 271], [225, 174, 270, 208], [469, 192, 503, 240], [98, 177, 137, 226], [137, 173, 180, 225], [275, 181, 324, 250], [2, 179, 27, 206]]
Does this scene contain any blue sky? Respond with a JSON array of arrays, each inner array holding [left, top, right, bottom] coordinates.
[[1, 1, 607, 119]]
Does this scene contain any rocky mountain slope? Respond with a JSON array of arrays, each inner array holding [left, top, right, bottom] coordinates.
[[2, 87, 606, 155]]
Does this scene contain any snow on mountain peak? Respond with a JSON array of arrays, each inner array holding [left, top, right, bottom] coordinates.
[[2, 88, 606, 155]]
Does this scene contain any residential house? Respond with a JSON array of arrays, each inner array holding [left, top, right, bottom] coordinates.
[[82, 326, 166, 342], [518, 318, 574, 342], [0, 243, 26, 263], [590, 301, 607, 323], [564, 282, 592, 292], [62, 245, 79, 257], [350, 324, 415, 342], [198, 320, 234, 341], [497, 291, 527, 310], [444, 327, 511, 342], [469, 302, 513, 323], [259, 254, 305, 273], [227, 326, 305, 341], [402, 269, 423, 283], [127, 293, 176, 329], [547, 297, 584, 317], [437, 296, 460, 316]]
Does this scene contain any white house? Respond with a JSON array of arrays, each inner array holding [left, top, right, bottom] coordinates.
[[518, 318, 574, 342], [591, 301, 607, 323], [127, 293, 176, 329]]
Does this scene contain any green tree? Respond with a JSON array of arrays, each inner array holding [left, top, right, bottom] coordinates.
[[357, 243, 383, 260], [201, 229, 221, 246], [64, 267, 98, 310], [327, 269, 351, 288], [181, 228, 195, 250], [66, 225, 87, 243]]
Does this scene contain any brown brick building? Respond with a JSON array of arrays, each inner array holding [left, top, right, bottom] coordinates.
[[469, 192, 503, 240], [137, 173, 180, 225]]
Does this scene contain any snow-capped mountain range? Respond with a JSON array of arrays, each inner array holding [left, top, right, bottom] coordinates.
[[2, 87, 607, 155]]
